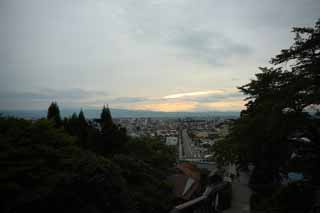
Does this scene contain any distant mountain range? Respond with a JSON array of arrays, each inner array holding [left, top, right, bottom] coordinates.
[[0, 108, 240, 119]]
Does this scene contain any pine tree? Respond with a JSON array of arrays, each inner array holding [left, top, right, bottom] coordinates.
[[78, 109, 87, 126], [71, 112, 78, 120], [47, 102, 62, 127], [100, 105, 113, 130]]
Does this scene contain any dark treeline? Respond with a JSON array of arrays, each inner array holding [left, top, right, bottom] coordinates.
[[0, 103, 176, 213], [212, 19, 320, 211]]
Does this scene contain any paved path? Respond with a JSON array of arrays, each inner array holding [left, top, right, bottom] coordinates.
[[223, 172, 251, 213]]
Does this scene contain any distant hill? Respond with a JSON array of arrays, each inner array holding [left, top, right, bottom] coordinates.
[[0, 108, 240, 119]]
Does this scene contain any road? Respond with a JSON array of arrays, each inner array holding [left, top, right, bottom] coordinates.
[[181, 129, 195, 158], [178, 130, 183, 159], [179, 129, 207, 159], [178, 129, 217, 171]]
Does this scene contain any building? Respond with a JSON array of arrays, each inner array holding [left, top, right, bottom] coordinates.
[[166, 136, 178, 146], [168, 163, 201, 201]]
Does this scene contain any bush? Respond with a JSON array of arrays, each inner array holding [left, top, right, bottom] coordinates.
[[0, 116, 177, 213], [0, 117, 133, 213], [269, 182, 315, 212]]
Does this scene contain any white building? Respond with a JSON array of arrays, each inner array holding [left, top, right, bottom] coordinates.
[[166, 136, 178, 146]]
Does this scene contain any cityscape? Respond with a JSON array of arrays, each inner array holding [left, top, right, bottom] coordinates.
[[114, 117, 231, 159], [1, 1, 320, 213]]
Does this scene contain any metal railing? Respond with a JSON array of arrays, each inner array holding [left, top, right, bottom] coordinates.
[[170, 182, 229, 213]]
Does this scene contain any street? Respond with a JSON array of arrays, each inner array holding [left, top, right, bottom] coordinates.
[[181, 129, 194, 158]]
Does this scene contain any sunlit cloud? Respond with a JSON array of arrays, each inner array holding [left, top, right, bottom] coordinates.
[[0, 88, 247, 112], [129, 98, 246, 112], [163, 90, 225, 99], [131, 102, 198, 112], [129, 99, 244, 112], [201, 99, 246, 111]]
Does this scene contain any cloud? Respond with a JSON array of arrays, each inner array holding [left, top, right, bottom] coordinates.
[[110, 97, 149, 103], [0, 87, 247, 111], [0, 89, 108, 101], [129, 99, 246, 112], [127, 89, 246, 111], [162, 89, 244, 102], [0, 89, 109, 109], [1, 0, 319, 112], [163, 90, 224, 99], [194, 92, 244, 103], [131, 102, 198, 112], [168, 29, 252, 65], [200, 99, 246, 111]]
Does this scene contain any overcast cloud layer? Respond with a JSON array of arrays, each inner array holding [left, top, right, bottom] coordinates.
[[1, 0, 319, 111]]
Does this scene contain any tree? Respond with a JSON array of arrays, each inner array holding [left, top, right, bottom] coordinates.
[[213, 19, 320, 187], [78, 109, 87, 126], [113, 137, 176, 213], [271, 19, 320, 109], [47, 102, 62, 127], [100, 105, 113, 130], [0, 117, 134, 213], [63, 110, 90, 148], [1, 104, 177, 213], [211, 19, 320, 212]]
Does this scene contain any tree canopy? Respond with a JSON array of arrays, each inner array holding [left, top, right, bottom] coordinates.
[[1, 105, 176, 213], [213, 19, 320, 182], [47, 102, 62, 127], [212, 18, 320, 212], [100, 105, 113, 130]]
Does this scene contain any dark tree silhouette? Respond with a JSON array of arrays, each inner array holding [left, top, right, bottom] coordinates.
[[47, 102, 62, 127], [1, 106, 176, 213], [213, 19, 320, 194], [100, 105, 113, 130], [78, 109, 87, 126]]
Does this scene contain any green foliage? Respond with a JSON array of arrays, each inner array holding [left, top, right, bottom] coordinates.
[[213, 18, 320, 175], [94, 105, 129, 155], [0, 117, 133, 213], [123, 137, 176, 171], [100, 105, 113, 130], [210, 18, 320, 212], [78, 109, 86, 125], [1, 105, 176, 213], [97, 123, 128, 156], [251, 182, 315, 212], [113, 154, 174, 213], [112, 137, 176, 213], [47, 102, 62, 127], [269, 182, 315, 212], [63, 111, 89, 148]]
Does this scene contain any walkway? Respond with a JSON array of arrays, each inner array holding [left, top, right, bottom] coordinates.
[[223, 172, 251, 213]]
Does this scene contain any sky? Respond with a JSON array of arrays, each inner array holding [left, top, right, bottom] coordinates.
[[0, 0, 319, 112]]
